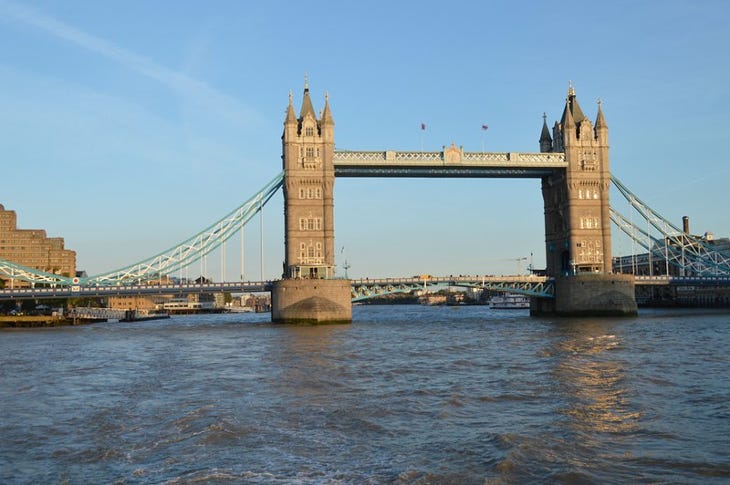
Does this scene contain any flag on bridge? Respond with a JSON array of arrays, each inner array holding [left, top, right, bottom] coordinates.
[[420, 122, 426, 130], [480, 123, 488, 153]]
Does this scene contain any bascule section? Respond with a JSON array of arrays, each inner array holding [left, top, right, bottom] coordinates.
[[537, 85, 636, 316], [271, 82, 352, 324]]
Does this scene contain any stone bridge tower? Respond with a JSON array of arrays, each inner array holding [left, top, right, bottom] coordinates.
[[281, 81, 336, 279], [540, 84, 612, 276], [271, 81, 352, 324], [537, 84, 636, 316]]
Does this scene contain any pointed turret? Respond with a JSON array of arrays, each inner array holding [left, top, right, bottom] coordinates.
[[285, 90, 297, 125], [320, 91, 334, 141], [321, 92, 334, 126], [562, 94, 577, 145], [560, 82, 586, 126], [595, 98, 608, 144], [299, 76, 316, 121], [595, 98, 607, 128], [539, 112, 553, 152]]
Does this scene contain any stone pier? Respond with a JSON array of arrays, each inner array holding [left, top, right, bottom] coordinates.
[[531, 274, 637, 317], [271, 279, 352, 324]]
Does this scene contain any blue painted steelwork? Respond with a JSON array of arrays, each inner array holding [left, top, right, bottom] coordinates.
[[0, 280, 272, 301], [3, 168, 726, 291], [0, 172, 284, 287], [350, 276, 554, 301], [2, 275, 730, 301], [0, 275, 552, 301], [0, 259, 72, 287], [611, 175, 730, 275], [634, 275, 730, 286], [451, 279, 555, 297]]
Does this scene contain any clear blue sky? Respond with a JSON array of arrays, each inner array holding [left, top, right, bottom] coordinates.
[[1, 0, 728, 280]]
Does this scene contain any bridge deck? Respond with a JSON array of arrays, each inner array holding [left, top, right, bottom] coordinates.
[[0, 281, 272, 300], [2, 275, 728, 301], [633, 275, 730, 286], [333, 150, 567, 178]]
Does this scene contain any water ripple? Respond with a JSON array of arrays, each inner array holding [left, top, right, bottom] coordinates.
[[1, 307, 728, 483]]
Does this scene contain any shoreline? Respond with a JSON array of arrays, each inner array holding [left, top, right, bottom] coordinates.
[[0, 316, 106, 328]]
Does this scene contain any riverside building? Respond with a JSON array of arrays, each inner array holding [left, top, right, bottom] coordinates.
[[0, 204, 76, 287]]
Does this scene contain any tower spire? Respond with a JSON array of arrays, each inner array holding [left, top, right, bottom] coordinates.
[[285, 90, 296, 124], [595, 97, 608, 130], [299, 76, 315, 119], [539, 112, 552, 152], [595, 97, 608, 143], [563, 96, 576, 130], [321, 91, 334, 125]]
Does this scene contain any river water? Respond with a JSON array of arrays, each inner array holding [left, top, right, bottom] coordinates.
[[1, 305, 729, 484]]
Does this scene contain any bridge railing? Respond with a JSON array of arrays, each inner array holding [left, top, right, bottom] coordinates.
[[334, 150, 566, 167], [634, 275, 730, 286], [351, 275, 554, 301]]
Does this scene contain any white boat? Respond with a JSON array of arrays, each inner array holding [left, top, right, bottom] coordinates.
[[489, 293, 530, 309], [226, 306, 254, 313]]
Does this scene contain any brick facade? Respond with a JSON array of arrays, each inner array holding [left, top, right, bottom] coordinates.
[[0, 204, 76, 287]]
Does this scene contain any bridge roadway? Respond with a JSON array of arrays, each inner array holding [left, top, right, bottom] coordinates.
[[633, 275, 730, 286], [1, 275, 728, 301], [0, 281, 272, 301], [333, 150, 567, 178], [350, 275, 553, 300], [0, 276, 550, 301]]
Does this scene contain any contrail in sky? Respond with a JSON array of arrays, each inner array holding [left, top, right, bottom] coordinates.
[[0, 0, 259, 125]]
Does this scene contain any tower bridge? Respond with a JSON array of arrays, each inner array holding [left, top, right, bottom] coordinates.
[[3, 81, 729, 321], [272, 81, 634, 322]]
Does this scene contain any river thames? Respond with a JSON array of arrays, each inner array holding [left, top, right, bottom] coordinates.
[[1, 305, 729, 483]]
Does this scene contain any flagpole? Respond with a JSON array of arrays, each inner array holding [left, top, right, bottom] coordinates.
[[420, 122, 425, 152], [481, 123, 489, 153]]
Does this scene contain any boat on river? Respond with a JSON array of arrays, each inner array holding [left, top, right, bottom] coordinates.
[[489, 293, 530, 309]]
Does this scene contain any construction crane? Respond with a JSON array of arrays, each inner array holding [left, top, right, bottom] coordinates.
[[340, 246, 351, 279], [501, 257, 528, 275]]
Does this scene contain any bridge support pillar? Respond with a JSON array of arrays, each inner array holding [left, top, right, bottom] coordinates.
[[532, 274, 637, 317], [271, 279, 352, 324]]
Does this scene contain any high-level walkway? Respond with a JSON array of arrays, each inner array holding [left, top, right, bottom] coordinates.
[[334, 149, 566, 178]]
